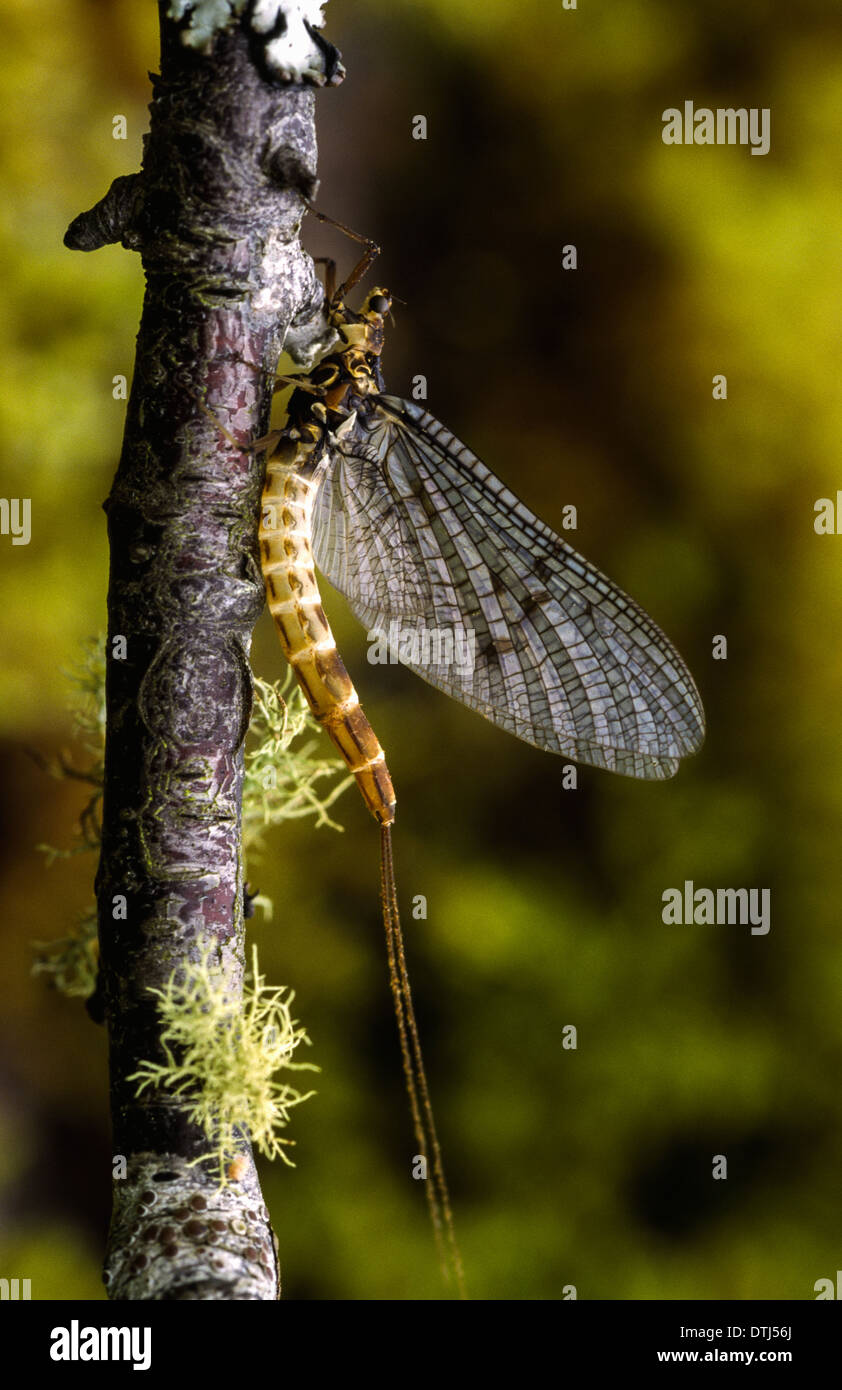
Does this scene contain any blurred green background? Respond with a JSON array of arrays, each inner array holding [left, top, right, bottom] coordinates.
[[2, 0, 841, 1300]]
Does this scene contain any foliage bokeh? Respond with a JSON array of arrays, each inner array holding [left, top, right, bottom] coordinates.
[[1, 0, 841, 1299]]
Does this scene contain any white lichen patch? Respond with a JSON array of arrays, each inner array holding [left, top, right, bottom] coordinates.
[[130, 944, 318, 1186], [254, 235, 335, 365], [168, 0, 244, 51], [168, 1, 337, 83], [257, 2, 333, 83], [253, 228, 309, 317]]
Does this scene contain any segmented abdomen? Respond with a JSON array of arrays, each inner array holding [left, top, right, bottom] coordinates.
[[259, 440, 396, 826]]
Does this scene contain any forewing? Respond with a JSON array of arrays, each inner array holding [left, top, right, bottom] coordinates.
[[312, 395, 705, 779]]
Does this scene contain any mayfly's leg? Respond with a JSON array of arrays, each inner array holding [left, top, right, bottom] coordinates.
[[335, 240, 380, 302], [250, 429, 283, 456], [299, 197, 380, 302], [272, 374, 324, 396], [179, 380, 247, 452], [181, 368, 323, 456], [179, 378, 282, 457]]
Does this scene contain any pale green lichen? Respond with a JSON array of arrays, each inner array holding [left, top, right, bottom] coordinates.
[[167, 0, 245, 50], [129, 944, 318, 1184], [33, 640, 351, 998], [35, 635, 105, 863], [242, 671, 354, 854], [31, 910, 99, 999]]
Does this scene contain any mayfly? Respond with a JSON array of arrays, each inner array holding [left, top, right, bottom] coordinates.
[[257, 211, 705, 1296]]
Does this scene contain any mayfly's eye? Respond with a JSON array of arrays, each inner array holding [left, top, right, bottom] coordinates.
[[368, 294, 390, 315]]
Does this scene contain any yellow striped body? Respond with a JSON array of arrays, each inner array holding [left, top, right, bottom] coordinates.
[[258, 435, 396, 826]]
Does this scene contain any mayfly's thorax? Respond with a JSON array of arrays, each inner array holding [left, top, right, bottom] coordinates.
[[322, 343, 380, 399], [345, 347, 380, 394], [334, 313, 385, 357]]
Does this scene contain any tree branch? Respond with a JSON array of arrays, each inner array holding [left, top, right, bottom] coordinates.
[[66, 0, 341, 1302]]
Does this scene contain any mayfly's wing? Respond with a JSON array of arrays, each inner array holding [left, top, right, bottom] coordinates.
[[312, 395, 705, 778]]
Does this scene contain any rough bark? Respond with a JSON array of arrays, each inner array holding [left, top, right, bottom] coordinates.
[[66, 2, 341, 1301]]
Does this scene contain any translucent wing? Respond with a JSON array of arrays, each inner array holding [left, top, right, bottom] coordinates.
[[312, 395, 705, 778]]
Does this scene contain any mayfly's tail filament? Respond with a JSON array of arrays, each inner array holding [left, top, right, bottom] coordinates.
[[380, 825, 466, 1299], [259, 432, 463, 1293]]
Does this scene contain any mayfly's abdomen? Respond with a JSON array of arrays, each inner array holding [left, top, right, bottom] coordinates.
[[259, 452, 396, 826]]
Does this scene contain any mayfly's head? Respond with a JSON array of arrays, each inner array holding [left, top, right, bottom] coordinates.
[[362, 289, 392, 321]]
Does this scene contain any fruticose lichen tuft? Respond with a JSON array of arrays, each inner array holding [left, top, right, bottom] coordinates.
[[35, 635, 105, 864], [32, 910, 99, 999], [33, 640, 350, 997], [242, 671, 353, 854], [129, 944, 318, 1185]]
